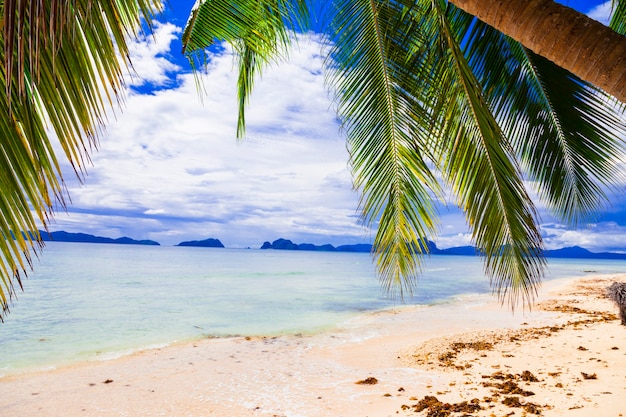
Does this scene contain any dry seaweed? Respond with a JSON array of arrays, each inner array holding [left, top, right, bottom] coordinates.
[[406, 396, 481, 416], [355, 377, 378, 385]]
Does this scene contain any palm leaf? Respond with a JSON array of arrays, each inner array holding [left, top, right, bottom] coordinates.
[[329, 0, 442, 297], [611, 0, 625, 35], [182, 0, 309, 137], [455, 12, 626, 226], [512, 49, 626, 224], [423, 1, 544, 306], [0, 0, 161, 320], [431, 3, 625, 303]]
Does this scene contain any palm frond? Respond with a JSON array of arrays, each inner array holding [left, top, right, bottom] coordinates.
[[455, 12, 626, 226], [426, 1, 544, 306], [512, 49, 626, 224], [0, 0, 161, 320], [182, 0, 309, 136], [329, 0, 442, 297]]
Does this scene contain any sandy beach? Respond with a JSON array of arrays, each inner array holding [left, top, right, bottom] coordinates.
[[1, 274, 624, 417]]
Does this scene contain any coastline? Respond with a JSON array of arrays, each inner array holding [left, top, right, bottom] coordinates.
[[1, 274, 624, 416]]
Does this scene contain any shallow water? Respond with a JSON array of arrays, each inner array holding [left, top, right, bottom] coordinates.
[[1, 242, 625, 375]]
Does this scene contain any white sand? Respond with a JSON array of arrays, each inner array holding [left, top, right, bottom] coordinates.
[[1, 275, 624, 416]]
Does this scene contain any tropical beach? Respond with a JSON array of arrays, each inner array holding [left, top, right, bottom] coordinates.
[[1, 1, 626, 417], [1, 273, 623, 417]]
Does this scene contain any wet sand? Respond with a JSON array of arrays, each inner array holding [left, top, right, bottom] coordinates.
[[1, 275, 624, 416]]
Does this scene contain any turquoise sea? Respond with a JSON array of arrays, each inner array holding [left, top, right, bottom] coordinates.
[[1, 242, 626, 376]]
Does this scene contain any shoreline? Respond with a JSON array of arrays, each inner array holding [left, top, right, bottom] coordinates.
[[1, 274, 624, 416]]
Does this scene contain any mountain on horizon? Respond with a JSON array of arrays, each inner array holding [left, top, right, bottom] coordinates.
[[37, 230, 160, 246], [176, 238, 225, 248], [260, 238, 372, 253], [259, 238, 626, 260], [33, 232, 626, 260]]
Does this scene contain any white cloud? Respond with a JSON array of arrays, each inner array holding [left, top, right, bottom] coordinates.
[[540, 221, 626, 252], [587, 1, 613, 25], [50, 33, 367, 247], [125, 22, 182, 87], [435, 233, 474, 249]]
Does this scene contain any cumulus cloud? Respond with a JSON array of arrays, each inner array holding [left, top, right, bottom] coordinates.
[[125, 22, 183, 87], [587, 1, 614, 25], [542, 222, 626, 252], [50, 31, 367, 247]]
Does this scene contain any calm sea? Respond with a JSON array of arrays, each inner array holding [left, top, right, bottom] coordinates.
[[1, 242, 625, 375]]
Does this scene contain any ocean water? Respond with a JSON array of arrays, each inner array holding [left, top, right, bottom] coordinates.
[[1, 242, 625, 376]]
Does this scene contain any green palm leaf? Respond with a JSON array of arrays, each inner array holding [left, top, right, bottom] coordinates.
[[422, 1, 544, 306], [512, 49, 626, 224], [182, 0, 309, 137], [0, 0, 160, 319], [454, 12, 626, 226], [329, 0, 442, 297]]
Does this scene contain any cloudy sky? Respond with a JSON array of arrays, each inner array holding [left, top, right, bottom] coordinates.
[[45, 0, 626, 251]]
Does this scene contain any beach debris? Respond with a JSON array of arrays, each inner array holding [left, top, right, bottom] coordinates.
[[482, 380, 535, 396], [437, 340, 494, 370], [502, 396, 522, 407], [606, 282, 626, 325], [401, 279, 620, 417], [355, 376, 378, 385], [520, 370, 539, 382], [402, 395, 482, 415], [481, 372, 537, 397], [103, 379, 114, 384], [501, 396, 542, 414]]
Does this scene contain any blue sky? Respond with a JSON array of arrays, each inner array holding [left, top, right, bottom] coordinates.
[[44, 0, 626, 251]]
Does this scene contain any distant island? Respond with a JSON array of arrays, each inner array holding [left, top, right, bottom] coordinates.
[[176, 238, 225, 248], [260, 238, 371, 252], [32, 232, 626, 260], [259, 238, 626, 260], [37, 230, 160, 246]]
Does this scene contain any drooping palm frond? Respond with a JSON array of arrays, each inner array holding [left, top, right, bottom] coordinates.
[[328, 0, 443, 297], [512, 49, 625, 224], [454, 11, 626, 227], [0, 0, 160, 320], [182, 0, 309, 137], [421, 1, 544, 306]]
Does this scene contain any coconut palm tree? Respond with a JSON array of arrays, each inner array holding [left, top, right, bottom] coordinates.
[[0, 0, 161, 319], [182, 0, 626, 306]]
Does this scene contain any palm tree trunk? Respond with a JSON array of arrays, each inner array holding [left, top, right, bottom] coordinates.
[[450, 0, 626, 103]]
